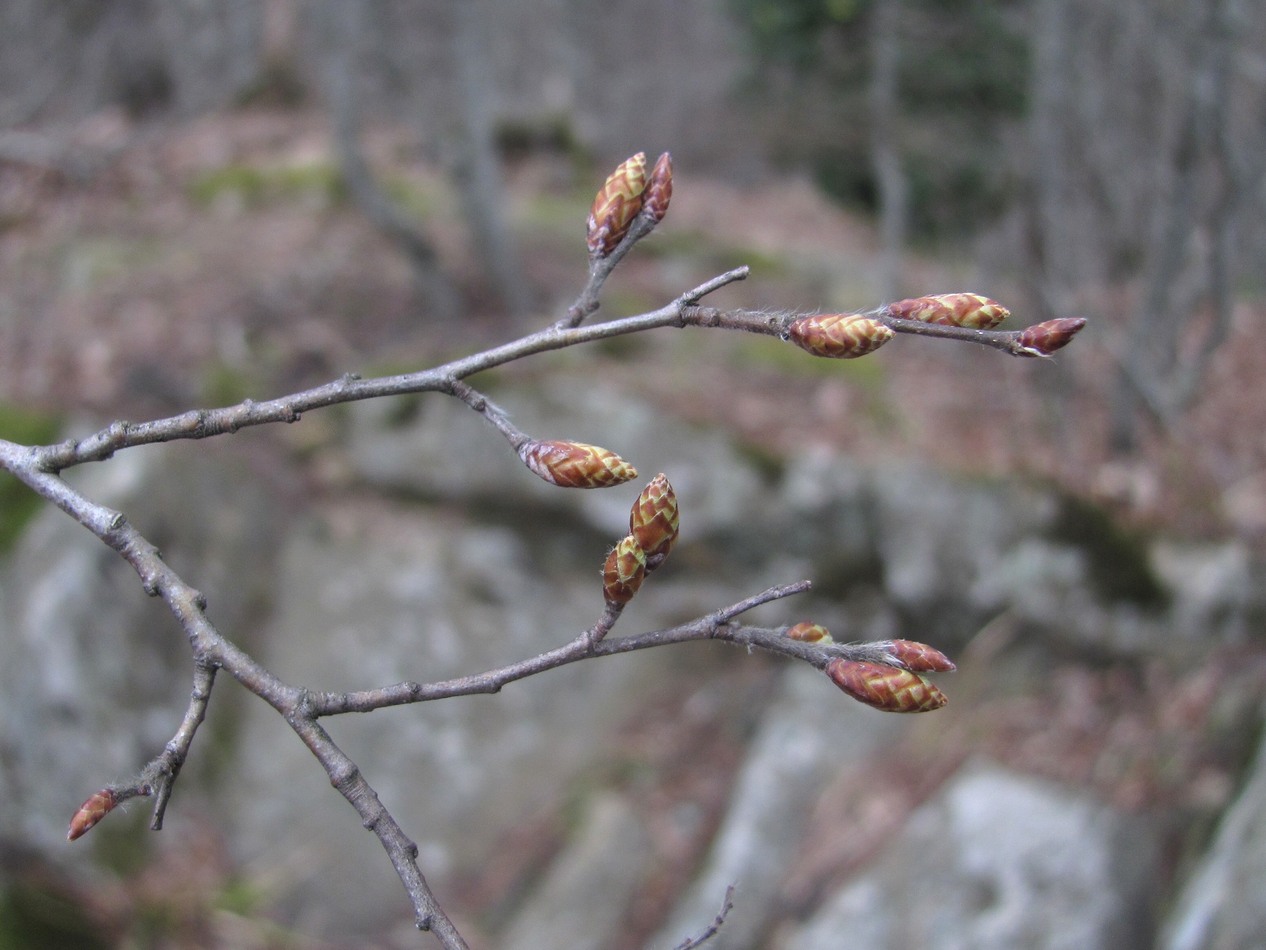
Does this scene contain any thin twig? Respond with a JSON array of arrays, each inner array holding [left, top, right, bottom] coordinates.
[[672, 884, 737, 950]]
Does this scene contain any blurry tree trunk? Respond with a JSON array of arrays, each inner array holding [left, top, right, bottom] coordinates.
[[1110, 0, 1250, 450], [868, 0, 907, 302], [444, 0, 531, 317], [320, 0, 459, 321]]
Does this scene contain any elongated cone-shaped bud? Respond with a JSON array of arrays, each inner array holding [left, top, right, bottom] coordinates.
[[640, 152, 673, 225], [786, 621, 834, 644], [68, 788, 118, 841], [788, 314, 894, 359], [1015, 317, 1087, 357], [826, 658, 947, 713], [603, 535, 647, 606], [882, 639, 956, 673], [888, 293, 1009, 330], [629, 473, 679, 571], [519, 440, 638, 489], [587, 152, 648, 257]]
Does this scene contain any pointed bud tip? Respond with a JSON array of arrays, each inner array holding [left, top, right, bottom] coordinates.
[[1016, 317, 1087, 357], [826, 658, 948, 713], [520, 440, 638, 489]]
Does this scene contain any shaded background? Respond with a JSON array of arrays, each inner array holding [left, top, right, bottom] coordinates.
[[2, 1, 1266, 947]]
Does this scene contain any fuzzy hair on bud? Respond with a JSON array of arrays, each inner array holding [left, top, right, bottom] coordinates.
[[68, 788, 119, 841], [882, 639, 956, 673], [826, 658, 948, 713], [587, 152, 648, 257], [788, 314, 894, 359], [1015, 317, 1087, 357], [603, 535, 647, 606], [640, 152, 673, 225], [888, 293, 1010, 330], [519, 440, 637, 489], [786, 621, 834, 644], [629, 473, 679, 571]]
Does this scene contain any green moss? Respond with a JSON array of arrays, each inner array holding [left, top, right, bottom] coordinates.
[[0, 405, 61, 553], [188, 162, 345, 211], [0, 882, 109, 950]]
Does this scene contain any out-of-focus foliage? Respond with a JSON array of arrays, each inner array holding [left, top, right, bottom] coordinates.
[[731, 0, 1029, 239]]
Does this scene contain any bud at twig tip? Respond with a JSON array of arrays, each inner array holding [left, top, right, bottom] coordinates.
[[629, 473, 679, 571], [641, 152, 673, 225], [1015, 317, 1087, 357], [68, 788, 118, 841], [519, 440, 637, 489], [882, 639, 956, 672]]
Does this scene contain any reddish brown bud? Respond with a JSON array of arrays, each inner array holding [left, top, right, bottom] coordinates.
[[640, 152, 673, 224], [888, 293, 1009, 330], [788, 314, 894, 359], [68, 788, 118, 841], [603, 535, 647, 606], [629, 473, 679, 570], [826, 658, 947, 713], [519, 440, 637, 489], [786, 621, 834, 644], [1015, 317, 1087, 357], [882, 639, 957, 673], [587, 152, 648, 257]]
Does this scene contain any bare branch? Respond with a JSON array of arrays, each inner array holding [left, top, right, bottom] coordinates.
[[672, 884, 737, 950]]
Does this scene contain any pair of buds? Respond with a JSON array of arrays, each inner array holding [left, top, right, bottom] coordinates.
[[787, 622, 956, 714], [587, 151, 674, 258]]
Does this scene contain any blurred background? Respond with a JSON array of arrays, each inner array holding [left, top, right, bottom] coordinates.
[[2, 0, 1265, 947]]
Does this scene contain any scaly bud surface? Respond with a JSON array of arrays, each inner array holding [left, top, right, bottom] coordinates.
[[641, 152, 673, 224], [788, 314, 894, 359], [1015, 317, 1087, 357], [629, 473, 679, 569], [519, 440, 637, 489], [888, 293, 1010, 330], [882, 639, 957, 672], [68, 788, 118, 841], [587, 152, 648, 257], [603, 535, 647, 606], [786, 621, 834, 644], [826, 658, 948, 713]]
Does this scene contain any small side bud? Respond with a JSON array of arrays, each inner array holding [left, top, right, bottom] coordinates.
[[826, 658, 947, 713], [519, 440, 638, 489], [786, 621, 834, 644], [788, 314, 894, 359], [629, 473, 679, 571], [587, 152, 648, 257], [640, 152, 673, 224], [1015, 317, 1087, 357], [68, 788, 118, 841], [882, 639, 956, 673], [603, 535, 647, 606], [888, 293, 1009, 330]]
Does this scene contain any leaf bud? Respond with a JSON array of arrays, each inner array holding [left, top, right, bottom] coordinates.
[[786, 621, 834, 644], [640, 152, 673, 225], [629, 473, 679, 570], [603, 535, 647, 606], [519, 440, 638, 489], [888, 293, 1009, 330], [68, 788, 118, 841], [826, 658, 948, 713], [587, 152, 648, 257], [881, 639, 956, 672], [1015, 317, 1087, 357], [788, 314, 894, 359]]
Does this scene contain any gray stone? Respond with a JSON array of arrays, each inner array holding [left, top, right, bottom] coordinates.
[[785, 762, 1160, 950], [647, 666, 903, 950], [1161, 720, 1266, 950], [500, 793, 653, 950]]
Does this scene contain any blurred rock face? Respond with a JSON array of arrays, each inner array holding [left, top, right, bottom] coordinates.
[[1, 386, 1263, 943]]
